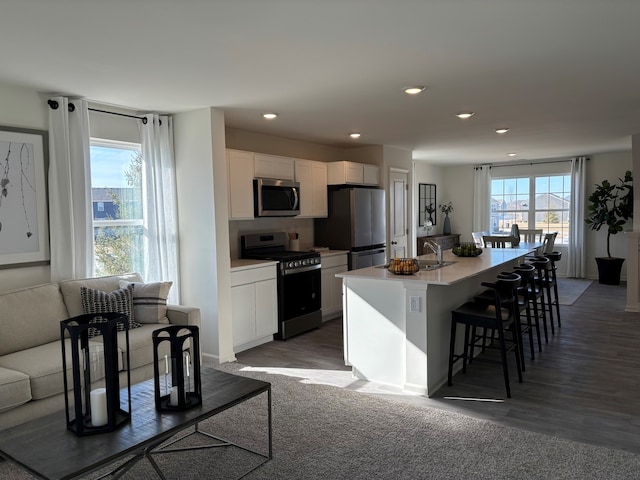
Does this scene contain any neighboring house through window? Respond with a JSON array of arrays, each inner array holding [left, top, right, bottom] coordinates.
[[490, 173, 571, 244], [89, 139, 144, 276]]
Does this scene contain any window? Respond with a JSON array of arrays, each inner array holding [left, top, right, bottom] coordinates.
[[90, 139, 144, 276], [490, 173, 571, 244]]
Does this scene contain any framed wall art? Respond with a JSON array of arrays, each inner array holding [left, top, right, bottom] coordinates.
[[0, 126, 49, 269]]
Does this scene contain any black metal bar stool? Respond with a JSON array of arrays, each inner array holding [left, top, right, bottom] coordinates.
[[544, 251, 562, 328], [448, 273, 523, 398], [528, 256, 554, 340], [513, 264, 542, 359]]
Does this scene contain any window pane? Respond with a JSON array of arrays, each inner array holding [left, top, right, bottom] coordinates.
[[534, 174, 571, 245], [90, 142, 144, 276]]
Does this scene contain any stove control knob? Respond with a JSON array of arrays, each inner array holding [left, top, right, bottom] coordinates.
[[294, 260, 301, 267], [302, 259, 309, 266], [287, 261, 295, 269]]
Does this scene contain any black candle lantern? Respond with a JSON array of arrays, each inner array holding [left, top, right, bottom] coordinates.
[[153, 325, 201, 411], [60, 312, 132, 436]]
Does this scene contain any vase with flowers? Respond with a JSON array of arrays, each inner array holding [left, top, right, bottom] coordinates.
[[440, 202, 454, 235]]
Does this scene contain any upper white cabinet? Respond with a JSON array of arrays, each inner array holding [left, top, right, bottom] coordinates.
[[227, 149, 255, 220], [254, 153, 295, 180], [295, 159, 328, 218], [327, 161, 379, 186], [363, 164, 380, 186]]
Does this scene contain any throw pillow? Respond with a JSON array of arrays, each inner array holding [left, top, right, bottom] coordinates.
[[80, 284, 141, 336], [119, 280, 173, 324]]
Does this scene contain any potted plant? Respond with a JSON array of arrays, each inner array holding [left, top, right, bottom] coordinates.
[[585, 170, 633, 285]]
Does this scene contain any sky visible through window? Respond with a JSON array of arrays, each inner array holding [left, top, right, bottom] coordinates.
[[90, 145, 139, 188]]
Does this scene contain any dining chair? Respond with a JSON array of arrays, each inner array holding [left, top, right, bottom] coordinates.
[[540, 232, 558, 254], [482, 235, 514, 248], [519, 228, 543, 243], [471, 231, 487, 247]]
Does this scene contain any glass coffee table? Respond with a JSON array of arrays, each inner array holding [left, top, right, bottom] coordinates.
[[0, 367, 271, 479]]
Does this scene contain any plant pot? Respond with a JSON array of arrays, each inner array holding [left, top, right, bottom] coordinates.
[[595, 257, 625, 285]]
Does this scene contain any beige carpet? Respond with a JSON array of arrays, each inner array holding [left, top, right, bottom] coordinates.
[[557, 277, 593, 305]]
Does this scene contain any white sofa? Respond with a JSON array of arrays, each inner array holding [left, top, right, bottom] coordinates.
[[0, 273, 201, 430]]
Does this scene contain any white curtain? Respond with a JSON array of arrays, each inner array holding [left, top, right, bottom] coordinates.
[[473, 165, 491, 232], [139, 114, 180, 303], [567, 156, 587, 277], [48, 97, 92, 282]]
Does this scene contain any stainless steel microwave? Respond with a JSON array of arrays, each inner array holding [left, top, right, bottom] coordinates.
[[253, 178, 300, 217]]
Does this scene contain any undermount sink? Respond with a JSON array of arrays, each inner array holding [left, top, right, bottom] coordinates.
[[417, 259, 456, 271]]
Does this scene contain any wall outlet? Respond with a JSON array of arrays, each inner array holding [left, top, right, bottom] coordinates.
[[409, 296, 420, 312]]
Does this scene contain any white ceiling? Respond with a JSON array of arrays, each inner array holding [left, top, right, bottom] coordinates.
[[2, 1, 640, 164]]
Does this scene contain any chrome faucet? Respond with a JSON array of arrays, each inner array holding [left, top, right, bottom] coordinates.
[[423, 239, 443, 265]]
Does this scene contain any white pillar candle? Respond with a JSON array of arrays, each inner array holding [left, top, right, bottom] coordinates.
[[170, 386, 179, 405], [90, 388, 108, 427]]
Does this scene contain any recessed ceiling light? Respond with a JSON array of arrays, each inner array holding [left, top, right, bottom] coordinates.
[[456, 112, 475, 119], [507, 152, 518, 157], [495, 127, 510, 134], [263, 113, 278, 120], [404, 86, 426, 95], [350, 133, 361, 139]]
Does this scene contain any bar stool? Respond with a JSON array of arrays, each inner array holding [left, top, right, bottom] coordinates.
[[512, 264, 542, 359], [544, 251, 562, 328], [448, 273, 523, 398], [528, 256, 554, 340]]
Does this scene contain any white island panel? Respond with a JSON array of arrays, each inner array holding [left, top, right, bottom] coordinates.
[[338, 246, 536, 396]]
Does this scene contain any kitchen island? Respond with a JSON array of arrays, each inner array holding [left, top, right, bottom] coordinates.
[[336, 246, 536, 396]]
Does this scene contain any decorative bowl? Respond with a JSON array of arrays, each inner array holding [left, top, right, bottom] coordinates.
[[387, 258, 420, 275], [452, 243, 483, 257]]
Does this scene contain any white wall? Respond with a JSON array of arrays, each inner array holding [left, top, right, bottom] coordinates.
[[174, 108, 234, 365]]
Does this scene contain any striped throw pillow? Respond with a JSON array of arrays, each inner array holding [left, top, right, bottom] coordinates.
[[119, 281, 173, 324]]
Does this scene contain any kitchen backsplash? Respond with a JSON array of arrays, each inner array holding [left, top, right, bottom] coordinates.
[[229, 217, 315, 259]]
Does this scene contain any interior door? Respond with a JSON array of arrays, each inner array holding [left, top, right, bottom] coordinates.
[[389, 169, 409, 258]]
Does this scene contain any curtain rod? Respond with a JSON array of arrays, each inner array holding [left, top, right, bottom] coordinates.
[[47, 100, 148, 124], [475, 157, 589, 169]]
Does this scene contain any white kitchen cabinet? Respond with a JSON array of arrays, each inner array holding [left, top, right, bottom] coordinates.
[[363, 164, 380, 186], [320, 252, 349, 320], [227, 149, 255, 220], [327, 161, 379, 186], [254, 153, 295, 180], [294, 159, 328, 218], [230, 262, 278, 352]]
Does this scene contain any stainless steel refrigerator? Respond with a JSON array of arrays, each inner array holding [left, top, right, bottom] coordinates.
[[314, 187, 386, 270]]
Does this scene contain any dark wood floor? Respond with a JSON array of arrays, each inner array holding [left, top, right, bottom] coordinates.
[[237, 280, 640, 455]]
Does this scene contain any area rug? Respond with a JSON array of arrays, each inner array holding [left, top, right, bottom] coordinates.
[[557, 277, 593, 305], [2, 362, 640, 479]]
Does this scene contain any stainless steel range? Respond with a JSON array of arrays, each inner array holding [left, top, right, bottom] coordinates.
[[241, 232, 322, 340]]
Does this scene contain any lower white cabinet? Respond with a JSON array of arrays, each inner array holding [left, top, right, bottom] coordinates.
[[231, 263, 278, 352], [321, 253, 348, 320]]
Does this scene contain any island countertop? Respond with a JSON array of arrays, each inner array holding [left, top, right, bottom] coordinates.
[[337, 245, 536, 286]]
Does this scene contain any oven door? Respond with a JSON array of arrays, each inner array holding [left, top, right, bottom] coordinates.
[[278, 266, 322, 339]]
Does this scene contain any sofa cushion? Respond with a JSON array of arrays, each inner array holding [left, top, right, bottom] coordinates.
[[0, 283, 69, 356], [118, 324, 170, 371], [119, 280, 172, 324], [59, 273, 143, 318], [80, 284, 141, 335], [0, 367, 31, 413], [0, 339, 119, 400]]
